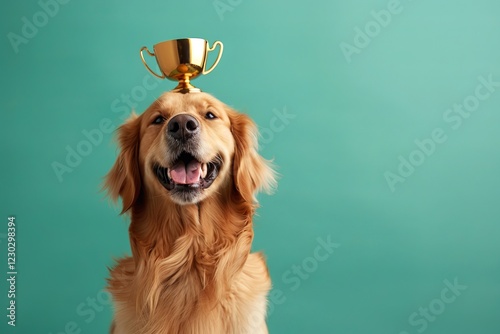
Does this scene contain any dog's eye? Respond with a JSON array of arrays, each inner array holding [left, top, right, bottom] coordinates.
[[205, 111, 217, 120], [152, 116, 165, 125]]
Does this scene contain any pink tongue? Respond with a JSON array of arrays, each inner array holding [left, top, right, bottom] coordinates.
[[170, 160, 202, 184]]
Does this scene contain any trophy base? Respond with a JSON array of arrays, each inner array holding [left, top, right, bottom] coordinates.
[[172, 75, 201, 94], [173, 86, 202, 94]]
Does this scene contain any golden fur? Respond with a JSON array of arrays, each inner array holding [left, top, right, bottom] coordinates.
[[104, 92, 276, 334]]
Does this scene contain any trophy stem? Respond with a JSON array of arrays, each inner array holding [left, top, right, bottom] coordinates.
[[173, 74, 201, 94]]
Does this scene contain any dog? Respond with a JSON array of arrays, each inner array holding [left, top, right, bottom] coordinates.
[[104, 91, 276, 334]]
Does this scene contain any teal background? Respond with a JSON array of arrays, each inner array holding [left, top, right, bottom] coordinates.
[[1, 0, 499, 333]]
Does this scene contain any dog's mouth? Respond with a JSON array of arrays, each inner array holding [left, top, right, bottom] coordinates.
[[153, 152, 221, 192]]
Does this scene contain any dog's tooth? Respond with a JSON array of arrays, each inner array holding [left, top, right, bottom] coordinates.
[[201, 163, 207, 178], [167, 169, 172, 180]]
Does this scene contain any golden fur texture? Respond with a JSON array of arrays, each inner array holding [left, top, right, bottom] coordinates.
[[104, 92, 276, 334]]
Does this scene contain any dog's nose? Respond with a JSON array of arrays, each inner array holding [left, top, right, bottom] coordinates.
[[167, 114, 200, 141]]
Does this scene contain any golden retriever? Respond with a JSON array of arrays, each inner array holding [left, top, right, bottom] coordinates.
[[104, 91, 276, 334]]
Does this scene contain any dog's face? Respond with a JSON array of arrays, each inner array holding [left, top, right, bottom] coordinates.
[[105, 92, 275, 211], [143, 92, 235, 204]]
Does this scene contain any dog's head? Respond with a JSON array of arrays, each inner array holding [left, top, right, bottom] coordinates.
[[105, 92, 276, 212]]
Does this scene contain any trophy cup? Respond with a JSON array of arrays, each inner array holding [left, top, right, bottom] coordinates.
[[140, 38, 223, 93]]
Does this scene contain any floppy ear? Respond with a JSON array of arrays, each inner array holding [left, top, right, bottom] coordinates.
[[104, 113, 142, 214], [229, 109, 277, 204]]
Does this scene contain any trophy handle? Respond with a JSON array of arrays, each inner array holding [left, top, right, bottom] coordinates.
[[203, 41, 224, 75], [140, 46, 165, 79]]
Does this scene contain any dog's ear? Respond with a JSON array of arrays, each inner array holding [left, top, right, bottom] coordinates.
[[229, 109, 277, 204], [104, 113, 142, 214]]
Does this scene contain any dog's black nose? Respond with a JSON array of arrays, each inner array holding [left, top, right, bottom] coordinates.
[[167, 114, 199, 141]]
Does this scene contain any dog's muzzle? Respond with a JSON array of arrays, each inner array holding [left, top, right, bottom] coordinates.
[[152, 114, 222, 203]]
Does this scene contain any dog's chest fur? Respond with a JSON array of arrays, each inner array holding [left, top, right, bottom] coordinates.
[[109, 253, 269, 334], [107, 203, 270, 334]]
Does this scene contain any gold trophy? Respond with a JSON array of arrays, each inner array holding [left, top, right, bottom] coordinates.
[[140, 38, 223, 93]]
